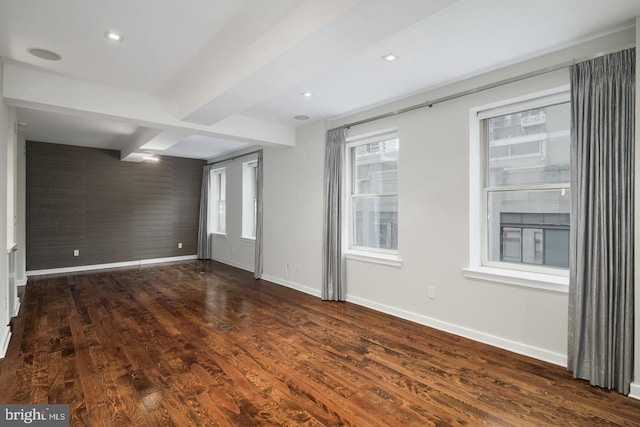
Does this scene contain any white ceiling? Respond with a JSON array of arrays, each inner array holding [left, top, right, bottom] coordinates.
[[1, 0, 639, 160]]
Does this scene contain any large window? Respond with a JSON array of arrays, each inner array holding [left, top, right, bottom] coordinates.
[[481, 93, 570, 273], [242, 160, 258, 239], [347, 132, 398, 253], [210, 168, 226, 235]]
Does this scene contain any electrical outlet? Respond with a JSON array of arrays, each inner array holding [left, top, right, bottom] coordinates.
[[178, 242, 183, 249], [73, 249, 79, 257], [428, 286, 437, 300]]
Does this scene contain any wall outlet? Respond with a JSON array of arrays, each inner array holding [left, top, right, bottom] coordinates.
[[428, 286, 437, 300], [73, 249, 79, 257], [178, 242, 183, 249]]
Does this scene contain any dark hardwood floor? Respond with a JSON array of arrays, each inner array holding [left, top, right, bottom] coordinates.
[[0, 261, 638, 426]]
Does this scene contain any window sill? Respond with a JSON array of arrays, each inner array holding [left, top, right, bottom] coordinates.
[[462, 266, 568, 293], [211, 233, 226, 238], [345, 250, 403, 268], [241, 237, 256, 243]]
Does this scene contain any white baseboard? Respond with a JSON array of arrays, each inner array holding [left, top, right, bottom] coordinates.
[[346, 294, 567, 367], [629, 382, 640, 400], [211, 257, 254, 273], [26, 255, 198, 276], [0, 326, 11, 358], [261, 274, 321, 298]]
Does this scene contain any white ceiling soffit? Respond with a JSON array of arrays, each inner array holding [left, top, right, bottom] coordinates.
[[1, 0, 640, 160]]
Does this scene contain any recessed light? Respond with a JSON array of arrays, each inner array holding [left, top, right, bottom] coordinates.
[[302, 92, 314, 97], [27, 48, 61, 61], [105, 31, 123, 41], [294, 115, 310, 121], [382, 53, 399, 62]]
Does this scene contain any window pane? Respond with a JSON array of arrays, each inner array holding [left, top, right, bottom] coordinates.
[[501, 227, 521, 262], [544, 229, 569, 268], [487, 102, 570, 187], [354, 138, 398, 194], [487, 189, 570, 267], [353, 195, 397, 250], [218, 200, 226, 234]]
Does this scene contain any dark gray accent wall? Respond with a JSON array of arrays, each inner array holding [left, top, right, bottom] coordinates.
[[26, 141, 205, 270]]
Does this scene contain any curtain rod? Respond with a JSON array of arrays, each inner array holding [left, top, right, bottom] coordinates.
[[343, 43, 635, 129], [206, 149, 263, 167]]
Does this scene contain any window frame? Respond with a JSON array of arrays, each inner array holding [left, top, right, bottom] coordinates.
[[210, 167, 226, 236], [464, 86, 571, 292], [345, 129, 400, 258]]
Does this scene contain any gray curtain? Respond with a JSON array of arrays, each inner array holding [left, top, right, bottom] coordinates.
[[322, 127, 347, 300], [254, 150, 264, 279], [568, 48, 635, 395], [197, 164, 213, 259]]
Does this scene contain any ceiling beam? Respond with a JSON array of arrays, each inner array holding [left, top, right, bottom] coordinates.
[[2, 62, 295, 160]]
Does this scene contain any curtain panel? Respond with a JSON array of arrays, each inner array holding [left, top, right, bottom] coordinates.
[[197, 164, 214, 259], [322, 127, 347, 301], [254, 150, 264, 279], [568, 48, 635, 394]]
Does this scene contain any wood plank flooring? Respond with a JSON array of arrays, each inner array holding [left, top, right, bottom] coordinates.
[[0, 260, 639, 426]]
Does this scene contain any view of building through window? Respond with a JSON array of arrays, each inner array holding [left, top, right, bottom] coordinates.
[[350, 136, 398, 251], [485, 101, 570, 269]]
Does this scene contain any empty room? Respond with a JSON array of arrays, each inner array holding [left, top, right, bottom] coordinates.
[[1, 1, 640, 425]]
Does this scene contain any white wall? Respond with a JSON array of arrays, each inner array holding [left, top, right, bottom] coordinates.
[[209, 148, 259, 272], [0, 60, 12, 356], [261, 120, 327, 296]]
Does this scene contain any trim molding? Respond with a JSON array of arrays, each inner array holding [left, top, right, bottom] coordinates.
[[27, 255, 198, 276], [630, 382, 640, 400], [346, 294, 567, 367], [0, 327, 11, 358], [261, 274, 321, 298]]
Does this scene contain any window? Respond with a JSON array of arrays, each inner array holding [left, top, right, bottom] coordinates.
[[242, 160, 258, 239], [481, 93, 570, 273], [210, 168, 226, 235], [347, 131, 398, 253]]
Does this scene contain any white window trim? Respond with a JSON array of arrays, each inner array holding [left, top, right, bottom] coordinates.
[[465, 85, 570, 291], [345, 250, 403, 267], [345, 128, 401, 260]]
